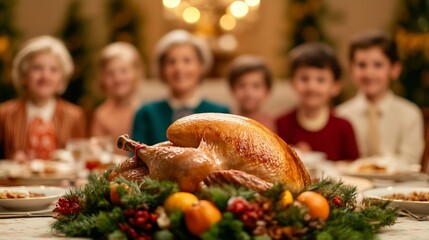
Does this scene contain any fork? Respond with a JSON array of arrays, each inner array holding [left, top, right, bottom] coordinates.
[[0, 209, 53, 218], [398, 208, 429, 221]]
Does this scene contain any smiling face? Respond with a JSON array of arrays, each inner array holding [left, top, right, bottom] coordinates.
[[350, 47, 401, 100], [102, 57, 140, 99], [232, 71, 270, 113], [161, 44, 204, 96], [292, 66, 341, 110], [23, 51, 64, 101]]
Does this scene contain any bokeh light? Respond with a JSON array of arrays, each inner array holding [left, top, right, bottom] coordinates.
[[162, 0, 181, 9], [230, 1, 249, 18], [182, 7, 200, 24], [218, 34, 238, 51], [244, 0, 260, 7], [219, 14, 236, 31]]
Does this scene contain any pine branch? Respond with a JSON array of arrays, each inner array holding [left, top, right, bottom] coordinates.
[[202, 213, 251, 240], [200, 185, 256, 211], [52, 214, 98, 237]]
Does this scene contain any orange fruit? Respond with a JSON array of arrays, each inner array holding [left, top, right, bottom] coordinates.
[[164, 192, 199, 214], [185, 200, 222, 236], [109, 183, 130, 206], [296, 191, 330, 220]]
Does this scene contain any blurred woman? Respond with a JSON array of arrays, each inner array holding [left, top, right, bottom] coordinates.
[[132, 30, 229, 145], [91, 42, 144, 154], [0, 36, 86, 160]]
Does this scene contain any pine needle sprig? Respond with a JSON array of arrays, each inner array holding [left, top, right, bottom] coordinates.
[[81, 173, 112, 214], [51, 214, 98, 237], [306, 177, 358, 209], [200, 185, 256, 211]]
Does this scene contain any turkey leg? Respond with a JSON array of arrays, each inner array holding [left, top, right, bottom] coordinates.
[[117, 134, 220, 192]]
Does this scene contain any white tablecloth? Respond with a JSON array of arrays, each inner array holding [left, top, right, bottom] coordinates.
[[0, 215, 427, 240]]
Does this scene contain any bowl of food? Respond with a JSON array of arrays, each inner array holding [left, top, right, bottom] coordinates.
[[0, 186, 66, 211], [362, 187, 429, 214]]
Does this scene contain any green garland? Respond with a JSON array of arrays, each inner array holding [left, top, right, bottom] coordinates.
[[52, 169, 397, 240]]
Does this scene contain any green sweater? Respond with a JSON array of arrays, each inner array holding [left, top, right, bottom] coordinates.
[[132, 99, 229, 145]]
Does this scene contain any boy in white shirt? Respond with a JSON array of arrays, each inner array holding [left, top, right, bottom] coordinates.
[[337, 30, 424, 165]]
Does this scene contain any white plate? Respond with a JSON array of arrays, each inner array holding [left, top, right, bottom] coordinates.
[[0, 186, 66, 211], [362, 187, 429, 214], [0, 161, 77, 185], [336, 164, 421, 181], [340, 176, 374, 192]]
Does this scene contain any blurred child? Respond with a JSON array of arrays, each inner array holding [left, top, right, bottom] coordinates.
[[277, 43, 359, 161], [91, 42, 143, 153], [132, 30, 229, 145], [337, 30, 424, 164], [228, 55, 276, 131], [0, 36, 86, 160]]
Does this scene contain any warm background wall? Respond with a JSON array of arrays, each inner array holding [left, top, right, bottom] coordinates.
[[15, 0, 401, 79]]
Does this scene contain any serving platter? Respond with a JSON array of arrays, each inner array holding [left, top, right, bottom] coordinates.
[[362, 187, 429, 215]]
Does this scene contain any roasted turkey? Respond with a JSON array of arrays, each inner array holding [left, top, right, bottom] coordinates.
[[110, 113, 311, 192]]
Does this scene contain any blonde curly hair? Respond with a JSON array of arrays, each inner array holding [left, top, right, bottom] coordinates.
[[12, 35, 74, 94]]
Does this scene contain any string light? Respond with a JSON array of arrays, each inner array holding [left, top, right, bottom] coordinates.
[[162, 0, 181, 9], [230, 1, 249, 18], [182, 7, 200, 24], [219, 14, 236, 31]]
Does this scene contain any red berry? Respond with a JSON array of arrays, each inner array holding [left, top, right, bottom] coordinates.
[[149, 213, 158, 222], [136, 217, 146, 227], [128, 229, 138, 238], [124, 209, 135, 216], [249, 211, 259, 220], [136, 210, 149, 219], [143, 222, 152, 230]]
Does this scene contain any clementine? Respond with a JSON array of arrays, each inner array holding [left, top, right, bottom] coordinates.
[[296, 191, 330, 220], [185, 200, 222, 236]]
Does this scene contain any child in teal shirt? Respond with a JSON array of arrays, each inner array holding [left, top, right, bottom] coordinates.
[[132, 30, 229, 145]]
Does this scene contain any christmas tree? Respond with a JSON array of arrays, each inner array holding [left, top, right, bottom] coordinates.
[[0, 0, 18, 103], [395, 0, 429, 107], [57, 0, 91, 104], [106, 0, 144, 60], [286, 0, 332, 51]]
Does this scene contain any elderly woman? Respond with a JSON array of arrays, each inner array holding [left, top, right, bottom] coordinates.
[[0, 36, 86, 160], [132, 30, 229, 145]]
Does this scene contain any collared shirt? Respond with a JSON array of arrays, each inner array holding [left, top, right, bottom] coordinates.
[[167, 92, 202, 110], [26, 98, 56, 123], [296, 106, 330, 132], [168, 93, 202, 121], [336, 91, 424, 164]]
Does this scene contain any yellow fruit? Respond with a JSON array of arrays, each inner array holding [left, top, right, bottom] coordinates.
[[296, 191, 330, 220], [110, 183, 130, 206], [164, 192, 199, 214], [279, 190, 294, 208], [185, 200, 222, 236]]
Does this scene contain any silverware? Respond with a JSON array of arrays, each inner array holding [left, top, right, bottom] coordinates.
[[0, 209, 53, 218], [399, 208, 429, 221]]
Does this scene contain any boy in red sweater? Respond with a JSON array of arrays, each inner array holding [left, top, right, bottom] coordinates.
[[276, 43, 359, 161]]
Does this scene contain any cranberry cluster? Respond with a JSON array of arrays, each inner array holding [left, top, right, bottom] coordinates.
[[119, 208, 159, 240], [54, 195, 81, 216], [227, 197, 264, 229]]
